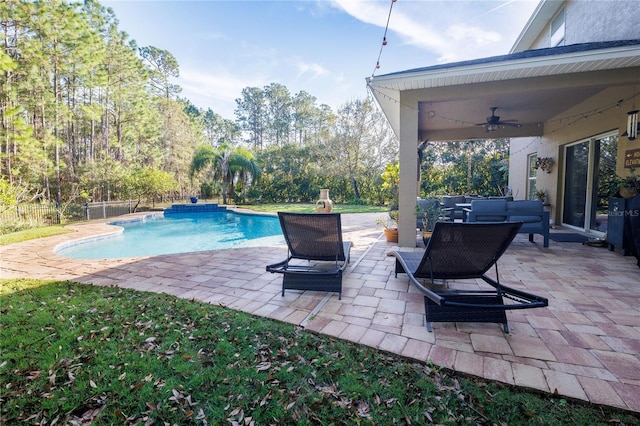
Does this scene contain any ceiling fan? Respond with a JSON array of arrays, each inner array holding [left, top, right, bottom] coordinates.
[[477, 107, 521, 132]]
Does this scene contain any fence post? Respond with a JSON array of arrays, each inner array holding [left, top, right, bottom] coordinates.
[[56, 201, 61, 224], [129, 200, 132, 214], [85, 202, 90, 220], [102, 201, 106, 218]]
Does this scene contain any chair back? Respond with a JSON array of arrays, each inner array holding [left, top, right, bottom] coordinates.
[[277, 212, 347, 261], [415, 221, 522, 280]]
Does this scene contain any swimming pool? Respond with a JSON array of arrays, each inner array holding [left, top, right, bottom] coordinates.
[[57, 211, 285, 259]]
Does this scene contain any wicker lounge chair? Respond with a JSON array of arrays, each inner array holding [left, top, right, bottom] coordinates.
[[266, 212, 352, 299], [390, 221, 548, 332]]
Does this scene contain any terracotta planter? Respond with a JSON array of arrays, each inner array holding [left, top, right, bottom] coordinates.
[[422, 231, 432, 246], [619, 186, 638, 199], [384, 228, 398, 243]]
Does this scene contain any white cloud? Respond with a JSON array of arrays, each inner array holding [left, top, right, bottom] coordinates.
[[331, 0, 392, 27], [446, 24, 501, 46], [179, 67, 269, 117], [332, 0, 537, 63], [296, 61, 329, 79]]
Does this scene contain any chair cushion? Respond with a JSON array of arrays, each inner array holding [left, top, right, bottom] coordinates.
[[471, 199, 508, 213], [441, 195, 466, 208], [508, 200, 543, 212], [510, 215, 542, 223]]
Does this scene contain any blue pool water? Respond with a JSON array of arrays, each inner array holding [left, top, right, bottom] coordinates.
[[57, 211, 284, 259]]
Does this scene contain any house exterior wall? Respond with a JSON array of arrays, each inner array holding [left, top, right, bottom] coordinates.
[[525, 0, 640, 50], [509, 85, 640, 227], [563, 1, 640, 45], [371, 0, 640, 247], [509, 0, 640, 229]]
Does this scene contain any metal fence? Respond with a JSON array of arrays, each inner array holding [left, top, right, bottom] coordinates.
[[84, 201, 133, 221], [1, 200, 134, 225]]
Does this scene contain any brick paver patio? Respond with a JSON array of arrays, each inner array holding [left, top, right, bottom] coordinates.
[[1, 211, 639, 413]]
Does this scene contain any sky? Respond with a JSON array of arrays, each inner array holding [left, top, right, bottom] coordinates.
[[102, 0, 540, 119]]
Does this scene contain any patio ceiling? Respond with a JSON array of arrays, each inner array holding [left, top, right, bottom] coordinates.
[[368, 40, 640, 142]]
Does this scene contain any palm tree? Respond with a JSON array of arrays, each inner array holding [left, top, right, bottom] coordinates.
[[190, 144, 261, 205], [230, 147, 262, 203]]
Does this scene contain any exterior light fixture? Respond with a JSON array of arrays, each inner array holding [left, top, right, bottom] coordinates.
[[624, 109, 639, 140]]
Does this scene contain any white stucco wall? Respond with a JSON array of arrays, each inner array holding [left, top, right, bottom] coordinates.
[[527, 0, 640, 50], [564, 0, 640, 45]]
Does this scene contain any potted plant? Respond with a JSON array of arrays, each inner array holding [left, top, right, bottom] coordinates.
[[377, 210, 399, 242], [617, 168, 639, 199], [379, 162, 400, 242], [415, 201, 443, 244], [535, 189, 546, 202]]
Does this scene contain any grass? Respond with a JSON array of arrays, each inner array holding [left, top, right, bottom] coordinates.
[[0, 225, 72, 246], [1, 279, 638, 425]]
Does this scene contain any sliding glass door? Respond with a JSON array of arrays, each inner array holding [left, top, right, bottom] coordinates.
[[563, 133, 617, 234]]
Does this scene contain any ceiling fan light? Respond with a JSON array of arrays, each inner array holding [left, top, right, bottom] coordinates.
[[486, 124, 499, 132]]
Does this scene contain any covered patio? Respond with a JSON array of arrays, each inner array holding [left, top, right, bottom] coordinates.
[[367, 39, 640, 247], [2, 211, 639, 413]]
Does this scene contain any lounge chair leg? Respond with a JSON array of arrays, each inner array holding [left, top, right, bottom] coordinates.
[[503, 323, 509, 333], [426, 322, 433, 332]]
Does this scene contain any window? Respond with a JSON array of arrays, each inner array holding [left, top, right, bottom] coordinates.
[[550, 8, 565, 47], [528, 154, 538, 200]]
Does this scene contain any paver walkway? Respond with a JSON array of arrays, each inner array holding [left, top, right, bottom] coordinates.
[[2, 211, 639, 413]]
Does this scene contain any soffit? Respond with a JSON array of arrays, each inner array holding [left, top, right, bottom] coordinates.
[[368, 42, 640, 140]]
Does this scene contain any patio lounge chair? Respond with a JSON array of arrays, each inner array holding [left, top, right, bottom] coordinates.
[[390, 221, 548, 332], [266, 212, 351, 299]]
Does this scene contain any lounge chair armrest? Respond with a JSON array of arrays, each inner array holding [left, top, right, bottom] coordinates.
[[389, 250, 445, 305], [407, 274, 446, 305], [266, 258, 290, 273]]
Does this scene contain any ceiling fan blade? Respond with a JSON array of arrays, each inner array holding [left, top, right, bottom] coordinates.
[[500, 122, 522, 128]]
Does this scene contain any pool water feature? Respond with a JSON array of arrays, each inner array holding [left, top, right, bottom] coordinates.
[[57, 211, 284, 259]]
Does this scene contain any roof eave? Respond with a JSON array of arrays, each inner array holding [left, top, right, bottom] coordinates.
[[510, 0, 565, 53], [368, 43, 640, 92]]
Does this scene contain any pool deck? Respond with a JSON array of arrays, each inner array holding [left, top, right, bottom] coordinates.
[[2, 210, 640, 414]]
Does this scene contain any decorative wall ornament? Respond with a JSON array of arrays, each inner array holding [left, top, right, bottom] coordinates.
[[624, 109, 639, 141], [535, 157, 554, 173]]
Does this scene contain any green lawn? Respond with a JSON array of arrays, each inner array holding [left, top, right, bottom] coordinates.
[[1, 279, 638, 425], [236, 203, 387, 214], [0, 224, 73, 246]]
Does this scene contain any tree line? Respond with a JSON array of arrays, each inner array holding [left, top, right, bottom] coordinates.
[[1, 0, 399, 210], [1, 0, 508, 228]]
